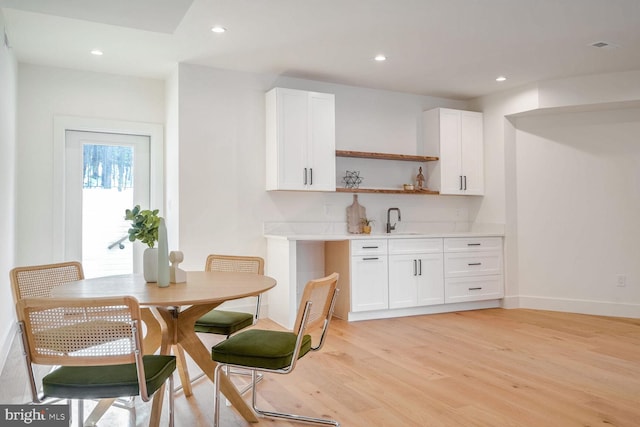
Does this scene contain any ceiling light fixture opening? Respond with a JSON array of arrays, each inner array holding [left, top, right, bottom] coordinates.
[[90, 49, 103, 56], [211, 26, 226, 33], [496, 76, 507, 82], [374, 54, 386, 62]]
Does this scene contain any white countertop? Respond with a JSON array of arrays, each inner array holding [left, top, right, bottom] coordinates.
[[264, 222, 504, 241], [264, 230, 504, 241]]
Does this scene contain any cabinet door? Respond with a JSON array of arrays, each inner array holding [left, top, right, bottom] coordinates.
[[439, 109, 464, 195], [388, 254, 417, 309], [307, 92, 336, 191], [351, 255, 388, 312], [265, 88, 335, 191], [416, 253, 445, 306], [276, 89, 309, 190], [460, 111, 484, 195]]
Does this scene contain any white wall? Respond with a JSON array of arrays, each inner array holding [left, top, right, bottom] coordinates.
[[175, 64, 481, 270], [514, 108, 640, 316], [16, 64, 165, 265], [0, 10, 18, 370], [475, 71, 640, 317]]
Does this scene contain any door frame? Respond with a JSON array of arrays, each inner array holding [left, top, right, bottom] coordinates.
[[53, 115, 164, 262]]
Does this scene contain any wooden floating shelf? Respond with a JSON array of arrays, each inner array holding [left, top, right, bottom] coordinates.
[[336, 150, 438, 162], [336, 188, 439, 195]]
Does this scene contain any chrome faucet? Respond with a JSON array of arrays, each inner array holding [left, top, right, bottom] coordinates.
[[386, 208, 401, 233]]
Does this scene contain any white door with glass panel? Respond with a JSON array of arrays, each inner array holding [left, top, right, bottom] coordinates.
[[64, 130, 150, 278]]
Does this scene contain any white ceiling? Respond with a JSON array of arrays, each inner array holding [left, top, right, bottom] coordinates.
[[1, 0, 639, 100]]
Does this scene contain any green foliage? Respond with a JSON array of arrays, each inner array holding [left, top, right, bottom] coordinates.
[[124, 205, 160, 248]]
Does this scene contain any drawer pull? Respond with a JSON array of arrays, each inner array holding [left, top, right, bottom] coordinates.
[[362, 246, 379, 249], [363, 257, 379, 261], [468, 262, 482, 266], [467, 243, 481, 246], [469, 287, 482, 291]]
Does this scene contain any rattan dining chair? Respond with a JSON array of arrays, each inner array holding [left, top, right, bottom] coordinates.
[[195, 254, 265, 337], [10, 261, 134, 424], [17, 296, 177, 426], [187, 255, 265, 392], [211, 272, 340, 426]]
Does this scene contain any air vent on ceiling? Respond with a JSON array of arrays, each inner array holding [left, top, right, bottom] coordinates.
[[590, 41, 619, 49]]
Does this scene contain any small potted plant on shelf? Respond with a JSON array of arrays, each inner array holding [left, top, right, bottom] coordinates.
[[125, 205, 160, 282], [361, 218, 374, 234]]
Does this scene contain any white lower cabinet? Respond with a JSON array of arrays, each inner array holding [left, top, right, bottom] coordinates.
[[388, 239, 444, 309], [444, 237, 504, 303], [324, 236, 504, 322], [350, 240, 388, 312]]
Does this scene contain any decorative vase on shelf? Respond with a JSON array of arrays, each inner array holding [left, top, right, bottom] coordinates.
[[157, 218, 170, 288], [143, 248, 159, 282]]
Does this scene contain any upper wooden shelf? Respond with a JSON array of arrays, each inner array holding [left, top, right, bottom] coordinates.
[[336, 150, 438, 162], [336, 188, 439, 195]]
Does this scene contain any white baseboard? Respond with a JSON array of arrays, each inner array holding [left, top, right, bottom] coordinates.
[[343, 300, 502, 322], [506, 295, 640, 318]]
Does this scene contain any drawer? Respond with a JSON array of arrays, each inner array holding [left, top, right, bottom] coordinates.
[[351, 239, 387, 256], [444, 237, 502, 253], [444, 250, 503, 278], [388, 238, 442, 255], [445, 275, 504, 303]]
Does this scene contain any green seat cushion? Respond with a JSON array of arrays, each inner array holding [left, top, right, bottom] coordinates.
[[194, 309, 254, 336], [42, 355, 176, 400], [212, 329, 312, 370]]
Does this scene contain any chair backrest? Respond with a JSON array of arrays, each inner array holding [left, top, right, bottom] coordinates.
[[10, 261, 84, 301], [16, 296, 153, 399], [17, 296, 141, 366], [205, 254, 264, 275], [293, 272, 340, 348]]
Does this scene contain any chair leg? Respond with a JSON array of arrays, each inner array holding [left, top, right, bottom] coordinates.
[[213, 364, 224, 427], [214, 364, 339, 427], [168, 374, 175, 427]]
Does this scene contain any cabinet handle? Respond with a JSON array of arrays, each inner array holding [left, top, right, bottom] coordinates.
[[469, 287, 482, 291], [464, 175, 467, 190], [363, 257, 379, 261], [310, 168, 313, 185], [467, 243, 481, 246], [468, 262, 482, 266], [362, 246, 379, 249], [303, 168, 308, 185], [459, 175, 463, 191], [413, 259, 417, 276], [418, 259, 422, 276]]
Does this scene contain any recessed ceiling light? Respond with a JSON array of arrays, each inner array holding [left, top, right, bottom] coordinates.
[[90, 49, 103, 56], [496, 76, 507, 82], [374, 54, 387, 62], [211, 26, 226, 33]]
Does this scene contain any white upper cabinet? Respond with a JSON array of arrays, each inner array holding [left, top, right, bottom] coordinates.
[[424, 108, 484, 195], [266, 88, 336, 191]]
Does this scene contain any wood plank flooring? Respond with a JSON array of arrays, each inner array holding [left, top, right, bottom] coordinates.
[[156, 309, 640, 427], [62, 308, 640, 426]]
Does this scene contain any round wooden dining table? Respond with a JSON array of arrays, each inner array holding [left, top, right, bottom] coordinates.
[[52, 271, 276, 426]]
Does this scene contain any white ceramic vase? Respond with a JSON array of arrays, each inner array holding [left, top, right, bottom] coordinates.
[[143, 247, 158, 282]]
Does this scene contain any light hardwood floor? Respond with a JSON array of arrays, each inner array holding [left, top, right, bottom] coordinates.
[[5, 308, 640, 426]]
